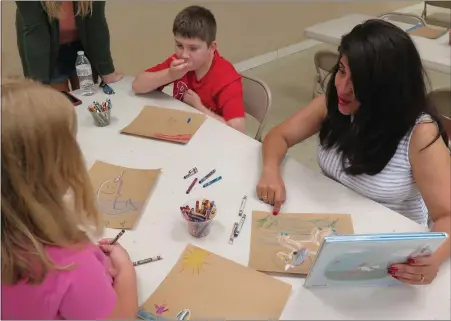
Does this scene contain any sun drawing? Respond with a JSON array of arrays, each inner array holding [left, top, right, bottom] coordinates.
[[180, 247, 210, 275]]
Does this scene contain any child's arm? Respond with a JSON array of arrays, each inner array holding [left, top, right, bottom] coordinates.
[[132, 57, 189, 94], [107, 265, 138, 319], [182, 89, 226, 123], [226, 117, 246, 133], [216, 79, 247, 133]]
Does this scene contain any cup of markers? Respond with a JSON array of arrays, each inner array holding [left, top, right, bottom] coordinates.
[[88, 97, 112, 127], [180, 198, 217, 238]]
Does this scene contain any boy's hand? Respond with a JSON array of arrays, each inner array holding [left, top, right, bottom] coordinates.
[[183, 89, 203, 110], [169, 58, 190, 80]]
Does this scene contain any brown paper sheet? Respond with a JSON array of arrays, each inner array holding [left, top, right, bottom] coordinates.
[[249, 211, 354, 275], [88, 160, 161, 229], [121, 106, 205, 144], [408, 26, 448, 39], [138, 243, 292, 321]]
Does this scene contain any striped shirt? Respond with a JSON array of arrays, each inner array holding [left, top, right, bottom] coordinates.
[[317, 114, 433, 226]]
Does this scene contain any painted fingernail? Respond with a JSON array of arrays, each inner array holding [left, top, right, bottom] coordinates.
[[273, 211, 279, 216], [388, 267, 398, 273], [408, 258, 415, 264]]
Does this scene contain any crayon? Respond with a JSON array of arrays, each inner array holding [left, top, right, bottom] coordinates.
[[199, 169, 216, 184], [186, 178, 197, 194], [133, 255, 163, 266], [110, 229, 125, 245], [202, 176, 222, 188]]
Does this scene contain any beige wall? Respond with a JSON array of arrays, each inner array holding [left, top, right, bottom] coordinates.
[[2, 2, 415, 77]]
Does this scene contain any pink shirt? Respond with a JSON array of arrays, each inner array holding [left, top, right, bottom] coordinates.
[[1, 244, 117, 320]]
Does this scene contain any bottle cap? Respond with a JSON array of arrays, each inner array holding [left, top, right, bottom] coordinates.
[[77, 51, 84, 55]]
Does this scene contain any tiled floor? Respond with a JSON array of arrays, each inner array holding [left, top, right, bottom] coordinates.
[[242, 43, 451, 172]]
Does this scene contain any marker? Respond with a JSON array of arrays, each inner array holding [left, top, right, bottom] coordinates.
[[238, 195, 247, 216], [186, 177, 198, 194], [133, 255, 163, 266], [110, 229, 125, 245], [183, 167, 198, 179], [234, 214, 246, 237], [229, 222, 238, 244], [202, 176, 222, 188], [199, 169, 216, 184], [187, 117, 191, 123]]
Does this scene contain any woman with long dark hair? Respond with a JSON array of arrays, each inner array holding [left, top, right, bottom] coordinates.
[[257, 19, 450, 285]]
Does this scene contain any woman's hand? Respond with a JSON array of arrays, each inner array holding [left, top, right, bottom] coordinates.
[[102, 71, 124, 84], [388, 255, 441, 285], [256, 168, 286, 215], [98, 238, 134, 277]]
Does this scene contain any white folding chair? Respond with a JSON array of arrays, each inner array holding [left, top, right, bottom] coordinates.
[[422, 1, 451, 28], [241, 75, 272, 142], [378, 12, 426, 26], [312, 50, 339, 98]]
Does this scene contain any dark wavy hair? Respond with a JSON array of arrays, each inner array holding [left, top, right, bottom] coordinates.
[[319, 19, 448, 176]]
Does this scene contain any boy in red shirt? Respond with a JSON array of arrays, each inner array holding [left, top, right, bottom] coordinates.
[[132, 6, 246, 133]]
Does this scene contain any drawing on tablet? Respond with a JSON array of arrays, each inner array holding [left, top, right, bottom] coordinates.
[[249, 211, 354, 274]]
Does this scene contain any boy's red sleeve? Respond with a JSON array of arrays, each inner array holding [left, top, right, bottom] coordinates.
[[217, 79, 246, 121], [144, 55, 174, 91]]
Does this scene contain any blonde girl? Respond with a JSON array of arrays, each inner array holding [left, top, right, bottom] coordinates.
[[15, 1, 123, 92], [1, 78, 136, 319]]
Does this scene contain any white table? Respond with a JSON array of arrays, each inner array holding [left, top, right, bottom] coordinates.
[[304, 13, 451, 74], [74, 77, 450, 320]]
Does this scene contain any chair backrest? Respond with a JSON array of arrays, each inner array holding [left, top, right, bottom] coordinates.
[[425, 1, 451, 10], [314, 50, 339, 74], [314, 50, 339, 93], [241, 74, 272, 142], [379, 12, 426, 26], [427, 88, 451, 143]]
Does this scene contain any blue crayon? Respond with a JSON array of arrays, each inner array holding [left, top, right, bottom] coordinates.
[[202, 176, 222, 188]]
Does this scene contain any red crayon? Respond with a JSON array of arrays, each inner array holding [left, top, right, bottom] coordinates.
[[195, 200, 200, 213], [186, 178, 198, 194]]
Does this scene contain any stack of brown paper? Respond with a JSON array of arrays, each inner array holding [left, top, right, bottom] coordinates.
[[408, 26, 448, 39], [121, 106, 205, 144], [88, 160, 161, 229], [249, 211, 354, 275], [138, 243, 292, 320]]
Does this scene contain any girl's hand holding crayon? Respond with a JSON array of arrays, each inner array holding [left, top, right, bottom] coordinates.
[[98, 238, 134, 277]]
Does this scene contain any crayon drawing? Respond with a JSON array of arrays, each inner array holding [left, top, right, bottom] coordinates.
[[176, 309, 191, 320], [154, 304, 169, 315], [249, 211, 354, 275], [139, 244, 291, 320], [88, 161, 161, 229], [137, 309, 158, 321], [121, 106, 205, 144], [180, 247, 210, 275], [97, 171, 143, 216]]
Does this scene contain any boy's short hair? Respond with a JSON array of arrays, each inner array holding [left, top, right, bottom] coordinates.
[[173, 6, 217, 45]]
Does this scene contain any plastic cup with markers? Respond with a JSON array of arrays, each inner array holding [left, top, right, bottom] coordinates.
[[87, 97, 112, 127], [180, 198, 217, 238]]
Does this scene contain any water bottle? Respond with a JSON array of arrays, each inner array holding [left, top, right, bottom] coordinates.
[[75, 51, 95, 96]]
